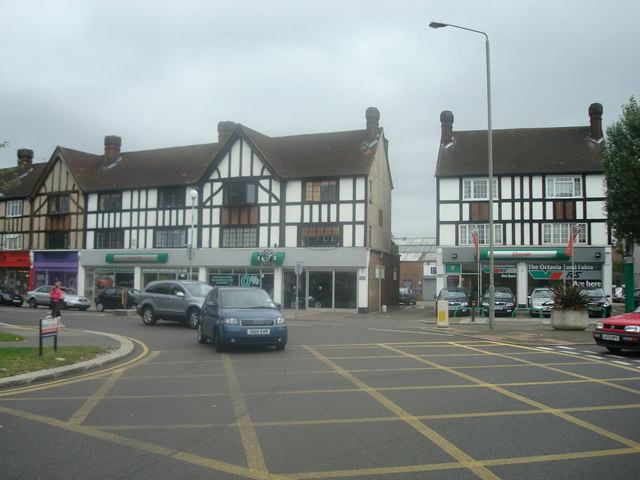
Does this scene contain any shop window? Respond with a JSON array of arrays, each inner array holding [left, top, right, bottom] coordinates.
[[158, 187, 185, 208], [99, 192, 122, 211], [300, 225, 341, 247], [154, 228, 187, 248]]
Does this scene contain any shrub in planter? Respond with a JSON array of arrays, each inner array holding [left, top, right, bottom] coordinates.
[[549, 283, 590, 330]]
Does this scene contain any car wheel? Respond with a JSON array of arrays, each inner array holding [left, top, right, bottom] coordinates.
[[28, 298, 38, 308], [95, 302, 105, 312], [186, 308, 200, 329], [312, 300, 321, 308], [214, 329, 224, 353], [197, 322, 208, 344], [141, 306, 157, 326]]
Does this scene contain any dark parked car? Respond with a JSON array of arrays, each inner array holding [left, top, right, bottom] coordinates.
[[198, 286, 288, 352], [593, 304, 640, 352], [482, 287, 516, 316], [399, 288, 417, 305], [95, 287, 141, 312], [136, 280, 213, 328], [580, 287, 612, 318], [0, 287, 24, 307], [435, 287, 470, 316]]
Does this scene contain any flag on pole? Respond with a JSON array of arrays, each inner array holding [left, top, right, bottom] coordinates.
[[471, 229, 480, 260], [564, 225, 580, 257]]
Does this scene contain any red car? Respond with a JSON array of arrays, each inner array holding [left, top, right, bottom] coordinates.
[[593, 306, 640, 353]]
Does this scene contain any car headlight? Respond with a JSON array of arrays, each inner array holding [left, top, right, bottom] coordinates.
[[506, 303, 514, 307], [596, 322, 604, 329], [275, 316, 286, 324], [482, 302, 489, 307], [222, 317, 238, 325], [625, 325, 640, 333], [460, 302, 469, 307]]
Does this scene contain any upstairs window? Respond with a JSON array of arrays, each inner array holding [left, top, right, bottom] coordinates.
[[158, 187, 185, 208], [6, 200, 22, 217], [459, 224, 503, 245], [546, 176, 582, 198], [3, 234, 23, 250], [542, 223, 587, 245], [48, 195, 69, 214], [463, 178, 498, 200], [45, 232, 69, 249], [223, 182, 258, 205], [301, 225, 341, 247], [99, 192, 122, 211], [305, 180, 337, 202], [154, 228, 187, 248], [95, 229, 124, 249]]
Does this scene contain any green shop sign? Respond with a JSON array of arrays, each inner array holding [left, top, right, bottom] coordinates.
[[478, 248, 570, 261], [250, 249, 285, 266], [106, 253, 169, 264]]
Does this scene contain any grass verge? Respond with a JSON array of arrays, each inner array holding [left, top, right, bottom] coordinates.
[[0, 345, 109, 377]]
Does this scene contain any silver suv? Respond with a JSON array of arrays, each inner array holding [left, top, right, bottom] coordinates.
[[136, 280, 213, 329]]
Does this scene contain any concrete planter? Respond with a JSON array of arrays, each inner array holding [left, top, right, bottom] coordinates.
[[551, 309, 589, 331]]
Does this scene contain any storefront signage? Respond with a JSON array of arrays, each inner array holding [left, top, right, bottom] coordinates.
[[106, 253, 169, 264], [250, 249, 285, 266], [210, 275, 235, 286], [240, 275, 261, 287], [528, 263, 602, 285], [479, 249, 570, 260]]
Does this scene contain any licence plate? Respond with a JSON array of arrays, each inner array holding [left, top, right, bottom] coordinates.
[[602, 334, 620, 341], [247, 328, 270, 335]]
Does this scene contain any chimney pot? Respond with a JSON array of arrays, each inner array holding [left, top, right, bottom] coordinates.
[[17, 148, 34, 175], [588, 103, 603, 142], [217, 121, 236, 144], [365, 107, 380, 141], [440, 110, 454, 147], [104, 135, 122, 164]]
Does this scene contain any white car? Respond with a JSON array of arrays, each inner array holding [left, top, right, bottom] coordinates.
[[26, 285, 91, 311], [528, 287, 554, 317]]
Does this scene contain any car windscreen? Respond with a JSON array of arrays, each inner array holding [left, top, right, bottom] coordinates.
[[219, 289, 276, 309], [485, 291, 513, 299], [445, 292, 466, 300], [60, 287, 77, 295], [184, 283, 214, 298], [581, 289, 606, 299], [532, 290, 553, 298]]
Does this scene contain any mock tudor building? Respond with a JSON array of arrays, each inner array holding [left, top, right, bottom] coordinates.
[[434, 103, 612, 306], [0, 107, 398, 312]]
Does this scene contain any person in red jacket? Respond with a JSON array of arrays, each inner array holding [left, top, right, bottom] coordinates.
[[49, 281, 66, 328]]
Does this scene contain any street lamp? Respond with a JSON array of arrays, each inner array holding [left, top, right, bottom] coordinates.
[[188, 188, 198, 280], [429, 21, 496, 330]]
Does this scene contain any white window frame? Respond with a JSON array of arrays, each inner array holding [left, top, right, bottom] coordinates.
[[546, 176, 582, 198], [3, 234, 23, 250], [6, 200, 22, 218], [459, 224, 503, 245], [462, 178, 498, 200], [542, 223, 587, 245]]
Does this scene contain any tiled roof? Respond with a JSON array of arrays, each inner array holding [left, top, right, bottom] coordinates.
[[435, 126, 604, 177], [0, 163, 48, 199]]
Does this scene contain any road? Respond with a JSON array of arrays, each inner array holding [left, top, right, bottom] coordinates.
[[1, 304, 640, 479]]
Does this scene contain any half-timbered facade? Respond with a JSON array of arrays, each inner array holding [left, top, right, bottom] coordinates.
[[11, 107, 397, 312], [435, 103, 612, 306]]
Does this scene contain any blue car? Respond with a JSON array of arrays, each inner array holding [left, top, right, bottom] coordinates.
[[198, 286, 288, 352]]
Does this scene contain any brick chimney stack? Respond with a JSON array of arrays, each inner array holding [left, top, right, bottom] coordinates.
[[440, 110, 454, 147], [365, 107, 380, 142], [17, 148, 34, 175], [588, 103, 603, 142], [217, 121, 236, 144], [104, 135, 122, 164]]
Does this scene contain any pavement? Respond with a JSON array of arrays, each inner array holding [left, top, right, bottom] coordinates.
[[0, 302, 605, 388]]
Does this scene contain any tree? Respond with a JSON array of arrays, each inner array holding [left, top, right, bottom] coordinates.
[[603, 96, 640, 310]]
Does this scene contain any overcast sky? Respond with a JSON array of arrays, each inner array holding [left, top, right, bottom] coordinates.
[[1, 0, 638, 237]]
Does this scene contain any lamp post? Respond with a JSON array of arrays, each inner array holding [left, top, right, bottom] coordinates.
[[429, 21, 495, 330], [188, 188, 198, 280]]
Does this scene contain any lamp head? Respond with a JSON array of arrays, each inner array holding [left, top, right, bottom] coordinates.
[[429, 21, 448, 29], [189, 188, 198, 199]]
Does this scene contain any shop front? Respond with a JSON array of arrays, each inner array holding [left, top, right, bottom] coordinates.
[[79, 247, 370, 312], [437, 246, 612, 307], [0, 251, 30, 295], [32, 251, 80, 292]]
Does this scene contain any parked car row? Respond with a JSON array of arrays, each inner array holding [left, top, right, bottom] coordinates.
[[20, 285, 140, 312]]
